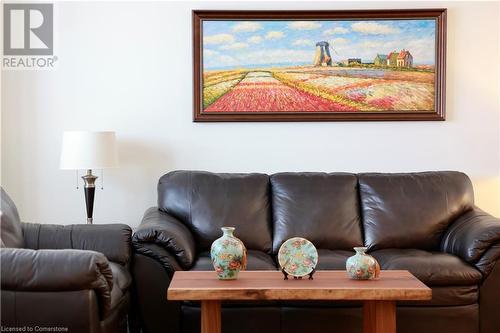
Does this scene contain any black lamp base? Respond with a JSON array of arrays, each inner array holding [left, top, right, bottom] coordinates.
[[82, 169, 98, 224]]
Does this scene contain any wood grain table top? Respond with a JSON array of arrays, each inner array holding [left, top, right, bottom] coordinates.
[[168, 270, 432, 301]]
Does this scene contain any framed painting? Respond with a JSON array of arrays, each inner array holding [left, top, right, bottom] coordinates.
[[193, 9, 446, 122]]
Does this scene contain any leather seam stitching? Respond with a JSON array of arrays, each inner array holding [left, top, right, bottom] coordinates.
[[188, 172, 193, 224], [70, 225, 74, 249], [356, 176, 366, 248], [36, 223, 41, 249]]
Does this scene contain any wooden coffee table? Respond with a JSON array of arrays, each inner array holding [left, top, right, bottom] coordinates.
[[168, 270, 431, 333]]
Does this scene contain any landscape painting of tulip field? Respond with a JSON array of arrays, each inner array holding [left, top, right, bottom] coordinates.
[[193, 10, 446, 121]]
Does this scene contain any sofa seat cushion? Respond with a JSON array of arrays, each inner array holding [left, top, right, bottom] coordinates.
[[109, 262, 132, 310], [271, 173, 362, 254], [400, 285, 478, 306], [191, 250, 277, 271], [314, 249, 353, 270], [371, 249, 482, 286]]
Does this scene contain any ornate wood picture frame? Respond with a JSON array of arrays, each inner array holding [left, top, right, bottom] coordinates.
[[193, 9, 446, 122]]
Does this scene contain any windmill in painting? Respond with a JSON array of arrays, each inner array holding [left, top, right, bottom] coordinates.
[[313, 41, 333, 66]]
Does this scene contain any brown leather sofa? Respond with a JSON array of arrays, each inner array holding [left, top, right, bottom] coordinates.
[[132, 171, 500, 333], [0, 188, 133, 333]]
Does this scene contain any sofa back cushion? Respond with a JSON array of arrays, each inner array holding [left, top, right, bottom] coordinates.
[[359, 172, 474, 251], [0, 188, 24, 248], [271, 173, 363, 254], [158, 171, 272, 253]]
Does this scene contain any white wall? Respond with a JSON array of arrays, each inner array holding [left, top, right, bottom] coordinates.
[[2, 1, 500, 227]]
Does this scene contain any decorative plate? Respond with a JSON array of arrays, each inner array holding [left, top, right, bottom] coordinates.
[[278, 237, 318, 277]]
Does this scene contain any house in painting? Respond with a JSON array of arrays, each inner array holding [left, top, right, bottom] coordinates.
[[386, 51, 398, 66], [374, 54, 388, 66], [397, 49, 413, 67], [348, 58, 362, 65]]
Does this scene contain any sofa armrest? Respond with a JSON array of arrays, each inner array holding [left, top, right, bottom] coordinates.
[[134, 243, 183, 277], [475, 243, 500, 276], [22, 223, 132, 265], [1, 248, 113, 316], [132, 207, 196, 269], [441, 208, 500, 268]]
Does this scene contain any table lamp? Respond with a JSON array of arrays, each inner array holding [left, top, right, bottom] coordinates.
[[60, 131, 118, 224]]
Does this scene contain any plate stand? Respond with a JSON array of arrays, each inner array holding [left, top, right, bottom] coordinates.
[[282, 268, 316, 280]]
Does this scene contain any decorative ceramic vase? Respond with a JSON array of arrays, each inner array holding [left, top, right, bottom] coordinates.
[[346, 247, 381, 280], [210, 227, 247, 280]]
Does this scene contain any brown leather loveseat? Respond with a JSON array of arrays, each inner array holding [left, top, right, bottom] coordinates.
[[132, 171, 500, 333], [0, 188, 132, 333]]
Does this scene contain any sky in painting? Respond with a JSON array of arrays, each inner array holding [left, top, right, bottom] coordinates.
[[203, 19, 436, 69]]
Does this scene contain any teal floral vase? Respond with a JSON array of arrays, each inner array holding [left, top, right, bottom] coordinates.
[[346, 247, 381, 280], [210, 227, 247, 280]]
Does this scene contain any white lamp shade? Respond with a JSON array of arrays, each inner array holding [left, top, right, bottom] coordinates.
[[60, 131, 119, 170]]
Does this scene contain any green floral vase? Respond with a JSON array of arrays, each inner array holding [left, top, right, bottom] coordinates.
[[210, 227, 247, 280], [346, 247, 381, 280]]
